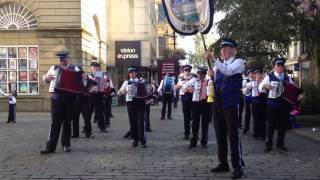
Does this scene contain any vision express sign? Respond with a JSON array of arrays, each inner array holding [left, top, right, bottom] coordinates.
[[115, 41, 141, 66]]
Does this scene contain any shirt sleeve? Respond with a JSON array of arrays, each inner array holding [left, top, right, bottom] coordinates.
[[183, 78, 196, 89], [214, 59, 244, 77], [0, 89, 6, 96], [10, 97, 16, 104], [157, 80, 163, 92], [118, 80, 128, 95], [109, 79, 114, 88], [258, 75, 270, 92], [42, 66, 55, 84]]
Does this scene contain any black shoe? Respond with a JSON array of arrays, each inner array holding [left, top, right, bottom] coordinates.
[[40, 149, 55, 155], [110, 114, 114, 118], [160, 117, 165, 120], [184, 134, 190, 140], [12, 121, 16, 123], [277, 145, 288, 151], [6, 121, 10, 123], [243, 130, 248, 135], [85, 134, 93, 138], [201, 144, 207, 149], [232, 167, 243, 179], [210, 163, 230, 172], [141, 143, 147, 148], [132, 140, 138, 147], [188, 141, 197, 149], [71, 135, 79, 138], [146, 128, 152, 132], [123, 131, 131, 139], [100, 129, 107, 133], [167, 117, 172, 120], [264, 146, 272, 153], [63, 146, 71, 152]]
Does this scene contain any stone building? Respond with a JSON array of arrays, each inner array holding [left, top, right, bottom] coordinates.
[[0, 0, 107, 111], [106, 0, 158, 90]]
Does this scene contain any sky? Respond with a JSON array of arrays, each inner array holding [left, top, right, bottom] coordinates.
[[176, 11, 225, 55]]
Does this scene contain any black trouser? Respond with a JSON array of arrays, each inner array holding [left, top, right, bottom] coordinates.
[[127, 99, 146, 143], [181, 94, 192, 136], [103, 95, 112, 127], [238, 95, 244, 127], [173, 90, 179, 107], [266, 101, 290, 148], [8, 104, 16, 122], [93, 92, 105, 131], [46, 92, 76, 151], [191, 101, 211, 145], [243, 98, 252, 132], [213, 103, 244, 169], [161, 93, 173, 118], [144, 103, 151, 130], [252, 98, 267, 139], [72, 94, 93, 137]]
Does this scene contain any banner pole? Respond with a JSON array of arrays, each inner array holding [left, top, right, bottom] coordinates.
[[200, 33, 212, 70]]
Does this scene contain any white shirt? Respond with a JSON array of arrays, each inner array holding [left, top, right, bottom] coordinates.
[[9, 96, 16, 104], [183, 77, 209, 102], [43, 65, 80, 93], [213, 57, 245, 78], [258, 71, 294, 92], [176, 75, 193, 96], [118, 78, 139, 102]]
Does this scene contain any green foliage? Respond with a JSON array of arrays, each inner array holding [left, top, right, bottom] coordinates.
[[162, 48, 186, 61], [301, 81, 320, 115], [188, 34, 213, 67], [215, 0, 298, 63]]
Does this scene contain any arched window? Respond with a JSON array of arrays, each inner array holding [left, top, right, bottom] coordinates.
[[0, 3, 37, 30]]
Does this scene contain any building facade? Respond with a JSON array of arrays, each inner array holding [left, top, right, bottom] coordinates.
[[0, 0, 107, 111], [106, 0, 158, 91]]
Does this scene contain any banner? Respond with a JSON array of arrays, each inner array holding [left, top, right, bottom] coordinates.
[[162, 0, 214, 35], [115, 41, 141, 66]]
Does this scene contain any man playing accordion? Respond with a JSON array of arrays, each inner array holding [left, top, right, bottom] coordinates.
[[40, 51, 84, 154], [259, 58, 300, 153]]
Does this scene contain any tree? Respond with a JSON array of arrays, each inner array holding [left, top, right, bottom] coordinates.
[[162, 48, 186, 62], [188, 34, 213, 67], [215, 0, 298, 67]]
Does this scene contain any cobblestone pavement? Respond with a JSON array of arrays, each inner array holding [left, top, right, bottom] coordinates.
[[0, 104, 320, 180]]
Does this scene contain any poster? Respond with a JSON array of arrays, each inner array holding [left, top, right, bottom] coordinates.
[[29, 47, 38, 58], [19, 83, 28, 93], [0, 48, 6, 58], [19, 71, 28, 81], [9, 71, 16, 81], [29, 71, 38, 81], [0, 59, 6, 69], [30, 83, 38, 94], [8, 47, 17, 58], [19, 59, 28, 70], [18, 47, 27, 58], [162, 0, 214, 35], [29, 59, 37, 69], [0, 83, 7, 93], [9, 59, 16, 69], [0, 72, 6, 81], [9, 83, 17, 91]]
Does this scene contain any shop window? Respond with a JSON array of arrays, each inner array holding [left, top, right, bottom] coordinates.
[[0, 46, 39, 95]]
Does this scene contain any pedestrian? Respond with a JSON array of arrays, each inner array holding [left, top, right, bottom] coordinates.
[[242, 68, 254, 134], [7, 90, 17, 123], [118, 67, 147, 148], [71, 71, 97, 138], [88, 61, 106, 132], [175, 65, 193, 140], [102, 72, 115, 128], [259, 58, 295, 152], [183, 66, 212, 148], [251, 68, 267, 140], [40, 51, 83, 154], [205, 38, 245, 178], [158, 73, 175, 120]]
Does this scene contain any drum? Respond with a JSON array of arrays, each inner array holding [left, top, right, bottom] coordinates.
[[283, 82, 300, 105], [55, 68, 84, 93]]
